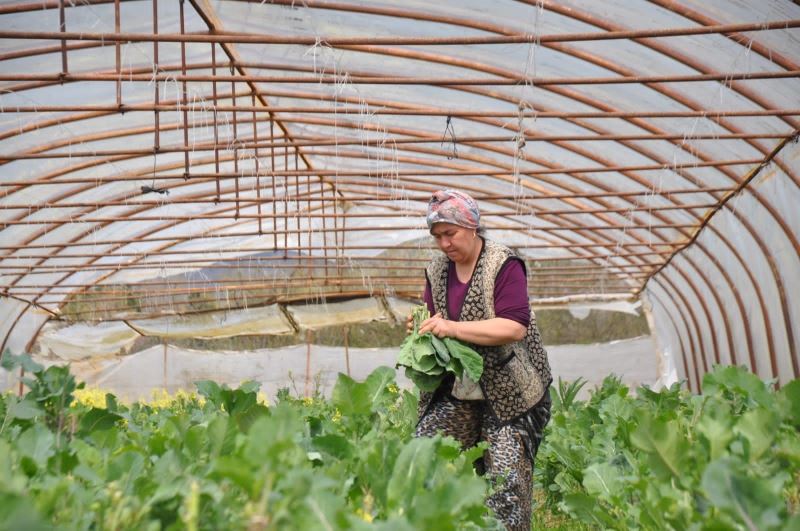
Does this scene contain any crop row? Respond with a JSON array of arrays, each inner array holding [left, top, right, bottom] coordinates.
[[1, 351, 798, 530]]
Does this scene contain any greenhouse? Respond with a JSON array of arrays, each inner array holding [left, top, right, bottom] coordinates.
[[0, 0, 798, 529]]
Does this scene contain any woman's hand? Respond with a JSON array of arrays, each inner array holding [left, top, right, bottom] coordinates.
[[418, 313, 459, 339], [420, 315, 526, 346], [406, 313, 414, 334]]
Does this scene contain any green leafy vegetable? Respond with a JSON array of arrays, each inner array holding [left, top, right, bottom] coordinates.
[[395, 306, 483, 392], [0, 353, 501, 529], [537, 365, 799, 530]]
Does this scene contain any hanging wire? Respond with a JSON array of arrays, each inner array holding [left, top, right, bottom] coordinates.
[[440, 115, 458, 159]]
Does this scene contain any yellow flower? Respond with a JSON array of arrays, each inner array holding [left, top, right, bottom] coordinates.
[[332, 408, 342, 424], [355, 492, 374, 522], [256, 392, 269, 406], [387, 384, 399, 395], [146, 388, 205, 409], [302, 397, 314, 406], [354, 508, 373, 523], [72, 387, 112, 408], [148, 388, 173, 409]]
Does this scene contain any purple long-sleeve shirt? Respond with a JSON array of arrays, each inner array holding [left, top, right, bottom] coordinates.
[[423, 258, 531, 326]]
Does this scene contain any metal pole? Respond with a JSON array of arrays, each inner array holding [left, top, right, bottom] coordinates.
[[344, 326, 351, 377], [305, 329, 312, 397]]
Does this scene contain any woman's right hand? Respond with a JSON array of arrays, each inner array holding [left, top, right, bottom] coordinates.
[[406, 313, 414, 334]]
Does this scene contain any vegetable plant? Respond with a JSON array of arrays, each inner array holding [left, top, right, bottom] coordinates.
[[396, 305, 483, 391], [536, 365, 800, 530], [0, 351, 501, 530]]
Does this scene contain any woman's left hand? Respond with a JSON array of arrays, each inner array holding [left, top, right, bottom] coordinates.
[[418, 313, 459, 339]]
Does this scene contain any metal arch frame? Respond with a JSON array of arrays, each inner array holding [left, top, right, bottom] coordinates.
[[524, 2, 800, 376], [0, 10, 792, 251], [688, 235, 753, 370], [0, 29, 788, 274], [0, 0, 797, 384], [646, 285, 695, 391], [0, 95, 792, 328], [0, 106, 780, 316], [650, 276, 706, 391], [220, 1, 799, 383], [666, 252, 729, 367], [653, 270, 709, 374], [663, 262, 720, 372]]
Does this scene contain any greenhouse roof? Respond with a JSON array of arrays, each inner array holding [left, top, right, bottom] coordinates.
[[1, 0, 799, 389]]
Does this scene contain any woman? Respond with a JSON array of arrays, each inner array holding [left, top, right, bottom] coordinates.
[[413, 189, 552, 531]]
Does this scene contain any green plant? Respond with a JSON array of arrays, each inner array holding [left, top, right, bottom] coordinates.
[[552, 376, 587, 412], [535, 366, 800, 530], [1, 351, 84, 438], [0, 358, 502, 530], [396, 305, 483, 391]]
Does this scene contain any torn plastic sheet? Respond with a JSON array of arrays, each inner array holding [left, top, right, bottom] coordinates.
[[286, 297, 390, 331], [128, 304, 295, 339], [34, 321, 140, 361]]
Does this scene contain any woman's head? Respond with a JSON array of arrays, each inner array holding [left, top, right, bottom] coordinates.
[[427, 190, 482, 264], [426, 189, 480, 231]]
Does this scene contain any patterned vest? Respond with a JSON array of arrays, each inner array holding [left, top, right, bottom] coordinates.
[[422, 239, 552, 424]]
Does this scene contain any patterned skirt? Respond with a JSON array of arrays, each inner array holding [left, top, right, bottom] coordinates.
[[416, 385, 552, 531]]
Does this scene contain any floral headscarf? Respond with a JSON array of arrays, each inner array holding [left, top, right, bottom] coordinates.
[[426, 189, 480, 230]]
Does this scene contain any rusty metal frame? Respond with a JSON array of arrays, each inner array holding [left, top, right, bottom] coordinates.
[[0, 0, 798, 386]]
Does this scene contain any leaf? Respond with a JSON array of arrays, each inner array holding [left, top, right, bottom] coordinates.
[[411, 337, 436, 366], [702, 365, 773, 410], [386, 437, 436, 511], [405, 368, 443, 392], [212, 455, 256, 496], [238, 380, 262, 394], [733, 407, 779, 462], [582, 462, 622, 500], [0, 491, 52, 531], [430, 335, 450, 364], [195, 380, 224, 409], [363, 366, 396, 409], [697, 398, 734, 460], [702, 458, 787, 530], [104, 393, 119, 412], [107, 450, 146, 483], [77, 408, 122, 435], [331, 367, 398, 415], [0, 351, 43, 374], [312, 434, 355, 460], [396, 336, 416, 367], [412, 349, 439, 373], [16, 424, 54, 470], [443, 338, 483, 381], [207, 414, 237, 457], [184, 424, 206, 458], [778, 380, 800, 428], [6, 396, 43, 421], [304, 491, 349, 531], [555, 377, 587, 411], [560, 492, 617, 527], [331, 373, 371, 416], [629, 413, 689, 480], [229, 397, 268, 433], [782, 515, 800, 531]]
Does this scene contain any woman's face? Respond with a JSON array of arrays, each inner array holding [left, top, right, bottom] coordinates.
[[430, 222, 478, 264]]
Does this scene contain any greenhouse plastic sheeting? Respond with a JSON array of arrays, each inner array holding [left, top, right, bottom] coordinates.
[[0, 0, 798, 392], [128, 304, 296, 338], [286, 297, 391, 331], [35, 321, 140, 361], [646, 141, 800, 391], [0, 336, 657, 402]]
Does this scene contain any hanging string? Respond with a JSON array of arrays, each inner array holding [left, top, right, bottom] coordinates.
[[142, 153, 169, 195], [440, 115, 458, 160]]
